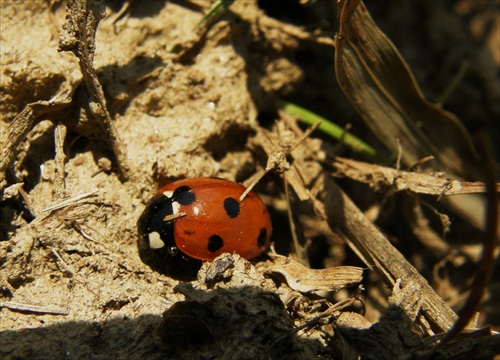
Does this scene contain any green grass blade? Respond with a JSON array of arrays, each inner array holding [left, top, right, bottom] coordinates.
[[278, 100, 379, 161], [194, 0, 236, 32]]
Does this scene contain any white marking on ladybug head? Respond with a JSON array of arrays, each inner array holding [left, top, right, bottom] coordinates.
[[171, 201, 181, 214], [162, 190, 173, 198], [148, 231, 165, 249]]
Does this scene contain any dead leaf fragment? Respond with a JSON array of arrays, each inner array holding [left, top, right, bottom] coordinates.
[[268, 255, 363, 293]]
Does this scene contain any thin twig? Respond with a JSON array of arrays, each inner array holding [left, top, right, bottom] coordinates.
[[0, 300, 70, 315], [41, 189, 99, 212], [54, 122, 68, 199]]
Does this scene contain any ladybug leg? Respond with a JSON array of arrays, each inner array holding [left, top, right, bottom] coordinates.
[[168, 245, 179, 257]]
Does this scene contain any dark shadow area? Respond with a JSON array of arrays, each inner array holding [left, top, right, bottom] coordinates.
[[137, 239, 202, 281], [0, 284, 325, 360], [98, 55, 165, 116], [105, 0, 167, 19], [0, 198, 33, 241], [157, 283, 322, 359], [0, 314, 163, 359], [202, 123, 254, 158], [4, 286, 497, 359], [334, 305, 500, 360]]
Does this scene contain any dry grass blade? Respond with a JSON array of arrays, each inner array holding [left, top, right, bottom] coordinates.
[[334, 0, 478, 176], [333, 0, 485, 229], [41, 189, 99, 213]]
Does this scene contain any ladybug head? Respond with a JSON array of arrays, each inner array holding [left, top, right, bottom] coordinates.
[[137, 194, 201, 279], [137, 194, 177, 254]]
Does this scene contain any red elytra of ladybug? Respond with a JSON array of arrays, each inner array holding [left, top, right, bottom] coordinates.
[[137, 177, 272, 261]]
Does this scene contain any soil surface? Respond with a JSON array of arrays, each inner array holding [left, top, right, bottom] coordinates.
[[1, 1, 499, 359]]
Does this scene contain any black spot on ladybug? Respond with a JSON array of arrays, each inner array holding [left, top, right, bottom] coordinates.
[[173, 186, 196, 205], [223, 197, 240, 218], [208, 235, 224, 252], [257, 228, 267, 248]]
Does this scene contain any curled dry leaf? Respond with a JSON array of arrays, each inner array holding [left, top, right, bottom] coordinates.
[[267, 255, 363, 293], [334, 0, 485, 229], [334, 0, 479, 176]]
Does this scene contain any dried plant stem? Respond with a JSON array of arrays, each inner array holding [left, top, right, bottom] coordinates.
[[41, 190, 99, 213], [58, 0, 132, 181], [0, 99, 72, 190], [0, 300, 70, 315], [333, 156, 497, 196], [317, 172, 458, 333], [54, 122, 68, 199]]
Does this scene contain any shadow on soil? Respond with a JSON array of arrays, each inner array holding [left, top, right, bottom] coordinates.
[[0, 284, 325, 360]]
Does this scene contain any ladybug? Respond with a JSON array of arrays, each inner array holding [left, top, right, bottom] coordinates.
[[137, 178, 272, 261]]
